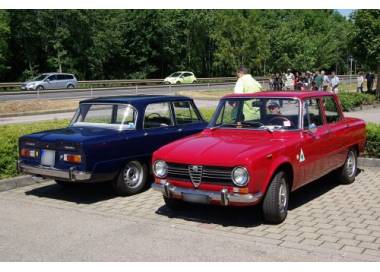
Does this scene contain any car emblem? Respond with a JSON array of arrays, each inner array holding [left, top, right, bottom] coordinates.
[[188, 165, 203, 188]]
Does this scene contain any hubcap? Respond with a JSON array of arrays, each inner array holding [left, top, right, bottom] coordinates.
[[278, 179, 288, 212], [123, 162, 143, 188], [346, 151, 356, 177]]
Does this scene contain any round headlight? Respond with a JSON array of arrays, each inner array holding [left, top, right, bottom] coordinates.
[[232, 167, 249, 186], [153, 160, 168, 178]]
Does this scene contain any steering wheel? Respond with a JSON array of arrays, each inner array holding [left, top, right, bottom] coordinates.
[[268, 116, 294, 127], [240, 121, 265, 128], [146, 112, 162, 119]]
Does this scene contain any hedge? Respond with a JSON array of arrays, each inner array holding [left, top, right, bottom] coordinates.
[[1, 110, 378, 180], [338, 92, 377, 112]]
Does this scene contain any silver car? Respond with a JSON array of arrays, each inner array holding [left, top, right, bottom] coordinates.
[[21, 73, 78, 91]]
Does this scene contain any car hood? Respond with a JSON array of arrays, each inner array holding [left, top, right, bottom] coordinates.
[[21, 126, 126, 144], [155, 129, 284, 166]]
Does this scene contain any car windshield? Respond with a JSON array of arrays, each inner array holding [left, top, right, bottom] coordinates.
[[32, 74, 48, 81], [210, 97, 300, 131], [70, 103, 137, 130], [169, 72, 182, 77]]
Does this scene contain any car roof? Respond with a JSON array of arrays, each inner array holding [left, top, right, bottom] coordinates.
[[80, 95, 193, 105], [172, 71, 193, 74], [41, 72, 74, 75], [223, 91, 336, 100]]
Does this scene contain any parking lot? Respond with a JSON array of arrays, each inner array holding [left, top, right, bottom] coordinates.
[[0, 167, 379, 261]]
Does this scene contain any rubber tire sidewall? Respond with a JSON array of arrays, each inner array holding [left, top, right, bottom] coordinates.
[[262, 171, 289, 224], [339, 149, 358, 184], [113, 161, 148, 196], [67, 84, 74, 89], [36, 85, 44, 91]]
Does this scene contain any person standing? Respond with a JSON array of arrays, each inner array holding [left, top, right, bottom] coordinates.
[[233, 66, 262, 120], [357, 72, 364, 93], [234, 66, 262, 94], [366, 72, 375, 93], [314, 71, 323, 91], [284, 69, 295, 90], [322, 70, 330, 91], [330, 71, 340, 94]]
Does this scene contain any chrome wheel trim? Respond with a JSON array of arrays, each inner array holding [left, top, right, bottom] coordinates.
[[123, 161, 143, 188], [346, 150, 356, 178], [278, 178, 288, 213]]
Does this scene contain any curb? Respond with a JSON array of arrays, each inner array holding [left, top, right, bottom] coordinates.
[[358, 157, 380, 168], [0, 175, 47, 192]]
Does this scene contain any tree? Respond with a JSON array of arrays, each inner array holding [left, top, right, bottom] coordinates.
[[351, 10, 380, 96], [0, 10, 10, 79]]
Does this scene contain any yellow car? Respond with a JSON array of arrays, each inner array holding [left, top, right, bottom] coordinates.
[[164, 71, 197, 84]]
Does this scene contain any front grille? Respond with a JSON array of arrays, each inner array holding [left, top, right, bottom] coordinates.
[[167, 163, 233, 186]]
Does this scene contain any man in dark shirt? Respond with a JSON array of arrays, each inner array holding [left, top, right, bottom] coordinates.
[[366, 72, 375, 93]]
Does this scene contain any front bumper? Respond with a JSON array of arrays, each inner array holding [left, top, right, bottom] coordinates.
[[17, 161, 91, 182], [152, 181, 263, 206]]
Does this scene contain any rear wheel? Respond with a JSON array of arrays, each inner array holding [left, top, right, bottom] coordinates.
[[337, 148, 357, 184], [262, 171, 289, 224], [112, 161, 148, 196], [67, 84, 75, 89]]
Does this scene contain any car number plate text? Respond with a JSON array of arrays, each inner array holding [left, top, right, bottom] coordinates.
[[41, 149, 55, 167], [182, 193, 209, 204]]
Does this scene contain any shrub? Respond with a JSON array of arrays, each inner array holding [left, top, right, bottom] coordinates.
[[338, 92, 377, 112], [0, 119, 69, 179], [365, 123, 380, 158]]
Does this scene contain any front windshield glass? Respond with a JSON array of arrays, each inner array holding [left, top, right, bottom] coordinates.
[[169, 72, 182, 77], [211, 98, 300, 130], [70, 103, 137, 130], [32, 74, 48, 81]]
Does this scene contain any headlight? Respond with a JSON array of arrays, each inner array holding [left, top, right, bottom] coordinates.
[[153, 160, 168, 178], [231, 167, 249, 186], [26, 83, 36, 87]]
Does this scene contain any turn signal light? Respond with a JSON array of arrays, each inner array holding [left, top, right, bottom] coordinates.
[[232, 187, 249, 194], [20, 148, 38, 158], [63, 154, 82, 164]]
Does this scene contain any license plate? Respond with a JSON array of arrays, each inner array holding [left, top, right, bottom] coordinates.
[[182, 193, 209, 204], [41, 149, 55, 167]]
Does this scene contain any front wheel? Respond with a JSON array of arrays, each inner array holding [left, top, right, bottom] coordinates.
[[262, 171, 289, 224], [112, 161, 148, 196], [337, 148, 357, 184], [36, 85, 44, 91]]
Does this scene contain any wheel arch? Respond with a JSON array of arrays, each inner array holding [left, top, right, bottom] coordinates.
[[262, 158, 294, 195]]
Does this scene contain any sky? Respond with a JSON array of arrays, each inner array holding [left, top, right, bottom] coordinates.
[[337, 9, 354, 18]]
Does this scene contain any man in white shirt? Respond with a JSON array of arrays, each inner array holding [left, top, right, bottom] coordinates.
[[284, 69, 295, 90], [330, 71, 340, 94], [357, 72, 364, 93]]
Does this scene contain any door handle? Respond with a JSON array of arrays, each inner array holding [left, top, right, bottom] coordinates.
[[177, 128, 183, 132], [144, 132, 148, 136]]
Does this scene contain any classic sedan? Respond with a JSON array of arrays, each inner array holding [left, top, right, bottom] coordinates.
[[152, 91, 366, 223], [18, 95, 207, 196]]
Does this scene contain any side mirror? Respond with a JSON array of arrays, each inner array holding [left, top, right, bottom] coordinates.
[[45, 79, 50, 83]]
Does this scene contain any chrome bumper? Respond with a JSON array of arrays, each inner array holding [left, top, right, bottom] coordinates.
[[17, 161, 91, 182], [152, 182, 263, 206]]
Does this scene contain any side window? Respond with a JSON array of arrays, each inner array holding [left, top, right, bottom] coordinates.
[[323, 96, 342, 123], [57, 74, 65, 80], [47, 75, 57, 81], [183, 73, 191, 77], [173, 101, 201, 125], [304, 98, 323, 129], [144, 102, 173, 129]]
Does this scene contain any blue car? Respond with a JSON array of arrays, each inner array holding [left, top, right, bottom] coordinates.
[[17, 95, 207, 195]]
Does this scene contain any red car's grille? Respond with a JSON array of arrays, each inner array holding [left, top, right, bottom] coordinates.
[[167, 163, 233, 186]]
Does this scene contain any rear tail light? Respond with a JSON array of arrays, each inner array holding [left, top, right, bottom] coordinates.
[[62, 154, 82, 164], [20, 148, 38, 158]]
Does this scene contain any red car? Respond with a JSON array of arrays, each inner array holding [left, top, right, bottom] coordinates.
[[152, 91, 366, 223]]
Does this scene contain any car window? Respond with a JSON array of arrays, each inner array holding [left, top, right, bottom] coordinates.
[[173, 101, 201, 125], [183, 73, 192, 77], [47, 75, 57, 80], [303, 98, 323, 129], [323, 96, 342, 123], [57, 74, 65, 80], [144, 102, 173, 129]]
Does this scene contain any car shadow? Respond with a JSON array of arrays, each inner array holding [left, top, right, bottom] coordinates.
[[155, 169, 363, 228], [24, 180, 152, 205]]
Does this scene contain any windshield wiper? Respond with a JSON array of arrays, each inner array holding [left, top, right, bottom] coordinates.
[[209, 123, 238, 130]]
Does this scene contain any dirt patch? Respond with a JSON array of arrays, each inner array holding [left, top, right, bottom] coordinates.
[[0, 99, 80, 115]]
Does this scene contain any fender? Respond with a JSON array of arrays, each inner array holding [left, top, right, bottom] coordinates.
[[260, 155, 295, 194]]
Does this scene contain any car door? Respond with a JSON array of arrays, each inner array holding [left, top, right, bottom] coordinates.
[[56, 74, 67, 89], [141, 102, 179, 154], [182, 73, 192, 84], [45, 75, 58, 89], [171, 100, 207, 138], [300, 97, 331, 184], [322, 95, 348, 171]]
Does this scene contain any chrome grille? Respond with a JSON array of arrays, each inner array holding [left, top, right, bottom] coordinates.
[[188, 165, 203, 187], [167, 163, 233, 186]]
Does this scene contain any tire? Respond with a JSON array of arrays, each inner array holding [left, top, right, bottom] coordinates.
[[262, 171, 289, 224], [193, 80, 197, 84], [36, 85, 44, 91], [176, 81, 181, 84], [67, 84, 75, 89], [337, 148, 357, 184], [163, 196, 185, 211], [112, 160, 148, 196]]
